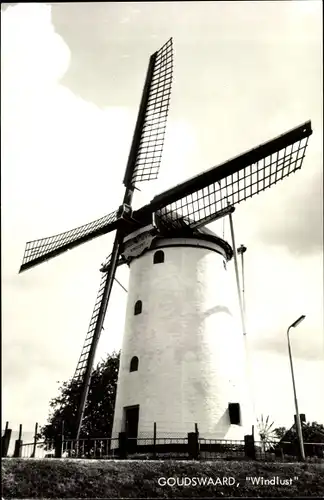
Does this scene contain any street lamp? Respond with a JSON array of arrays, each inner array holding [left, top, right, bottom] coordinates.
[[237, 244, 247, 321], [287, 315, 306, 461]]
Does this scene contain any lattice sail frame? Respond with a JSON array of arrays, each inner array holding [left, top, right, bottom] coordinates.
[[151, 122, 312, 230], [73, 268, 109, 382], [20, 40, 174, 274], [73, 252, 125, 382], [130, 38, 173, 186], [20, 210, 119, 272]]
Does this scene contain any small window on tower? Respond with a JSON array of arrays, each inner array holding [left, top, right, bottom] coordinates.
[[134, 300, 142, 315], [130, 356, 139, 372], [153, 250, 165, 264], [228, 403, 241, 425]]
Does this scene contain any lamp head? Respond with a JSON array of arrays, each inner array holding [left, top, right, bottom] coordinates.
[[291, 315, 306, 329], [237, 244, 247, 254]]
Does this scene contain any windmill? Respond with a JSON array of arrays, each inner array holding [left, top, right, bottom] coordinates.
[[19, 38, 313, 442], [257, 414, 277, 451]]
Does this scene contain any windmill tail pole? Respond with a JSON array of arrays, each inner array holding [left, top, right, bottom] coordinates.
[[75, 230, 123, 441], [238, 244, 248, 332], [240, 249, 246, 321], [228, 209, 246, 336]]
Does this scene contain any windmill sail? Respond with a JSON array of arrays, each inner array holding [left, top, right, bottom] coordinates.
[[73, 267, 110, 382], [123, 38, 173, 188], [72, 39, 174, 439], [74, 233, 123, 439], [135, 121, 312, 230], [19, 210, 120, 273], [19, 39, 174, 275], [74, 252, 126, 382]]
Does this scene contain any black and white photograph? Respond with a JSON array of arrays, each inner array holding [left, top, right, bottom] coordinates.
[[1, 1, 323, 498]]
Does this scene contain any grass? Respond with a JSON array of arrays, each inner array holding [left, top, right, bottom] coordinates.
[[2, 458, 324, 498]]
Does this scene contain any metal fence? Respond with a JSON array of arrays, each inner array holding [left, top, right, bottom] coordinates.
[[17, 440, 55, 459], [255, 440, 324, 462], [13, 436, 324, 462], [61, 436, 190, 460], [199, 438, 246, 460], [3, 423, 324, 463]]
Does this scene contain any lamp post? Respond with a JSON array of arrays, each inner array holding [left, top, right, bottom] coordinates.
[[228, 210, 246, 335], [237, 244, 247, 322], [287, 315, 306, 461]]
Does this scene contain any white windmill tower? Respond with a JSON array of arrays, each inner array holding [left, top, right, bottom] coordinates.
[[19, 38, 312, 444]]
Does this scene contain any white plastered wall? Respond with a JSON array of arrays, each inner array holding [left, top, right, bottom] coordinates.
[[111, 237, 253, 441]]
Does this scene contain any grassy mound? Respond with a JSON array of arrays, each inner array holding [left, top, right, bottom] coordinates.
[[2, 458, 323, 498]]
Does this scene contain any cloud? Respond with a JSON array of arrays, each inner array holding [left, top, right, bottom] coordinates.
[[241, 244, 323, 362], [1, 3, 70, 85], [250, 353, 324, 427], [256, 167, 323, 256], [251, 334, 324, 363]]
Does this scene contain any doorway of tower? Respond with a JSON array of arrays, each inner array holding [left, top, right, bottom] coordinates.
[[123, 405, 139, 453]]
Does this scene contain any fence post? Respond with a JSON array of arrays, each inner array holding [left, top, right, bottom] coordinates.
[[153, 422, 157, 459], [118, 432, 128, 459], [244, 434, 256, 460], [195, 423, 200, 459], [86, 437, 92, 458], [280, 445, 284, 460], [188, 432, 199, 460], [30, 422, 38, 458], [13, 424, 23, 458], [54, 434, 62, 458], [61, 420, 65, 457], [1, 423, 12, 458]]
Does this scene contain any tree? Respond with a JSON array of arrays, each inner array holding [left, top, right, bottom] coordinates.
[[271, 421, 324, 458], [273, 426, 287, 440], [39, 351, 120, 446], [303, 422, 324, 442], [274, 421, 324, 443]]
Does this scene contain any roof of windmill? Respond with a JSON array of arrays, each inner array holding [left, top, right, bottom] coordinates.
[[197, 225, 219, 238], [193, 225, 233, 260], [152, 211, 233, 260]]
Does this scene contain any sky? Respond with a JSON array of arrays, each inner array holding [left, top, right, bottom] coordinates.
[[1, 1, 323, 439]]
